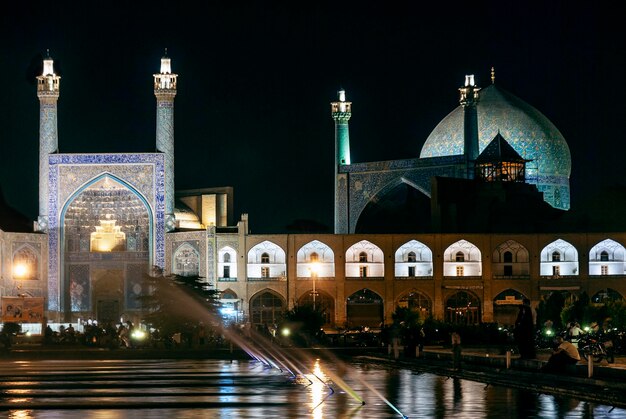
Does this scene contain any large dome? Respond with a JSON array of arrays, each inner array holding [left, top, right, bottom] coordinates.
[[420, 84, 571, 210]]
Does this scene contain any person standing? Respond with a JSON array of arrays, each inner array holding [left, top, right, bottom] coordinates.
[[514, 298, 536, 359]]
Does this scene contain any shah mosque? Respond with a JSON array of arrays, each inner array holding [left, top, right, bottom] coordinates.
[[0, 54, 624, 332]]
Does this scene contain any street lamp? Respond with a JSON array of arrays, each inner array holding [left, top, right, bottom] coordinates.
[[309, 261, 320, 310]]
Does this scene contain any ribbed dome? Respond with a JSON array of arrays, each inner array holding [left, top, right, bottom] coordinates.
[[420, 84, 571, 209]]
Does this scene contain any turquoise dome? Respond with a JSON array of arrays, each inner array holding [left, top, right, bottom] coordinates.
[[420, 84, 571, 210]]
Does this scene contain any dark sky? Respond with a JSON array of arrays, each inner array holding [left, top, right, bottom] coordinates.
[[1, 2, 624, 233]]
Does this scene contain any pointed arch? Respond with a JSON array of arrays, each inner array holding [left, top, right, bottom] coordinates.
[[445, 290, 481, 324], [354, 177, 432, 233], [540, 239, 578, 276], [12, 243, 40, 280], [172, 242, 200, 277], [345, 240, 384, 278], [493, 288, 528, 326], [249, 289, 286, 326], [297, 289, 335, 325], [296, 240, 335, 277], [443, 239, 482, 277], [247, 241, 286, 279], [397, 289, 432, 317], [346, 288, 384, 328], [492, 240, 530, 278], [394, 240, 433, 277], [589, 239, 626, 276], [218, 246, 237, 280]]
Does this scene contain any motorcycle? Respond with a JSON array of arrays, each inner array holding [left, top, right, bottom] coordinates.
[[578, 334, 614, 363]]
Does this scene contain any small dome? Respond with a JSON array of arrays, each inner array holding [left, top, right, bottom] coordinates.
[[174, 201, 203, 230], [420, 84, 571, 209]]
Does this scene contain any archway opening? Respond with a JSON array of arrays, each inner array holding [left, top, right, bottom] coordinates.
[[346, 289, 383, 328]]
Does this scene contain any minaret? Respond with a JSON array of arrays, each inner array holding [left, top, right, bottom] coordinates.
[[458, 75, 480, 179], [331, 89, 352, 234], [36, 51, 61, 232], [153, 50, 178, 231]]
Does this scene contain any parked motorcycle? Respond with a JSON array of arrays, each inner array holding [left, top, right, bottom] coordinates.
[[579, 333, 614, 363]]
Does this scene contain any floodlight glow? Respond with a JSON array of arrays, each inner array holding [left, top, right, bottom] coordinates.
[[13, 264, 28, 278], [281, 328, 291, 337], [219, 307, 235, 316], [131, 330, 146, 340]]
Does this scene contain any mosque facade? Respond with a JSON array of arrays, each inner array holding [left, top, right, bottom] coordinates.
[[0, 56, 623, 332]]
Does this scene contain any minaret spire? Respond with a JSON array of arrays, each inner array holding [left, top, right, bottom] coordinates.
[[491, 67, 495, 84], [36, 51, 61, 232], [459, 75, 481, 179], [331, 88, 352, 233], [154, 50, 178, 231]]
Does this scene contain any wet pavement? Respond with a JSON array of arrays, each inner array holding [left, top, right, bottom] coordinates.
[[1, 358, 625, 418], [3, 343, 626, 411]]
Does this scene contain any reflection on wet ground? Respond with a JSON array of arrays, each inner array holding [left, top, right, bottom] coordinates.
[[0, 359, 624, 418]]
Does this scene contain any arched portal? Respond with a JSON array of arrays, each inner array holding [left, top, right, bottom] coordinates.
[[249, 290, 285, 327], [355, 181, 432, 233], [445, 291, 481, 325], [297, 290, 335, 326], [397, 290, 432, 318], [591, 288, 623, 304], [346, 289, 383, 328], [61, 174, 152, 320], [493, 289, 527, 326]]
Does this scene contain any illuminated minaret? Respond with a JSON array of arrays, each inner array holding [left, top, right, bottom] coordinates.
[[36, 51, 60, 232], [331, 89, 352, 234], [459, 75, 480, 179], [153, 50, 178, 231]]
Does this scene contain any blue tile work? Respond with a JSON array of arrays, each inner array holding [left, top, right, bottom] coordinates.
[[341, 156, 465, 233], [47, 153, 165, 311], [420, 85, 571, 209], [38, 103, 58, 230], [335, 173, 349, 234], [165, 231, 206, 278], [156, 102, 175, 230]]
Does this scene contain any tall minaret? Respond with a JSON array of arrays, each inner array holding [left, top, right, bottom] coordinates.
[[331, 89, 352, 234], [459, 75, 480, 179], [36, 51, 61, 232], [153, 51, 178, 231]]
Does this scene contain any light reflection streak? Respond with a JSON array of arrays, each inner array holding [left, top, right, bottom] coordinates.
[[8, 410, 33, 419]]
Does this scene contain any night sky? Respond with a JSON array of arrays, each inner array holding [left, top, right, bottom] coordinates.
[[1, 2, 624, 233]]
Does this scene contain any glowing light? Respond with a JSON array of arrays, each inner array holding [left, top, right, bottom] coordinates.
[[42, 59, 55, 76], [131, 330, 146, 340], [281, 328, 291, 337], [13, 264, 28, 279]]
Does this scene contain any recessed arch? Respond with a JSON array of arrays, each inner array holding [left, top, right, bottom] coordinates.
[[492, 240, 530, 278], [346, 288, 384, 328], [443, 239, 482, 277], [247, 241, 286, 279], [589, 239, 626, 276], [445, 291, 481, 325], [172, 242, 200, 277], [12, 243, 40, 280], [249, 289, 286, 326], [60, 173, 153, 316], [394, 240, 433, 277], [218, 246, 237, 280], [297, 289, 335, 326], [296, 240, 335, 277], [397, 289, 432, 318], [355, 177, 432, 233], [493, 289, 528, 326], [540, 239, 578, 276], [345, 240, 384, 278]]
